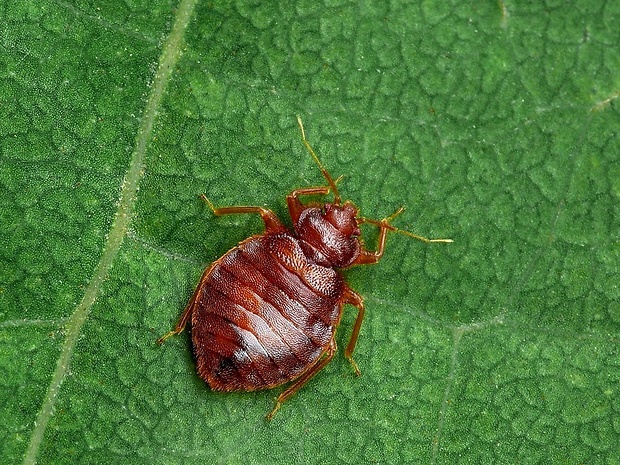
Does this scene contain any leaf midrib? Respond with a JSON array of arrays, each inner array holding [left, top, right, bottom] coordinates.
[[21, 1, 199, 463]]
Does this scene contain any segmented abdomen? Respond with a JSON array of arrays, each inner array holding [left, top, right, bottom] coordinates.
[[191, 233, 345, 391]]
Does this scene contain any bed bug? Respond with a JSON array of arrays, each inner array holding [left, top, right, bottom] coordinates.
[[157, 116, 452, 419]]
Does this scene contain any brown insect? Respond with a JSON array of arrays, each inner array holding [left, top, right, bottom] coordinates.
[[157, 117, 452, 419]]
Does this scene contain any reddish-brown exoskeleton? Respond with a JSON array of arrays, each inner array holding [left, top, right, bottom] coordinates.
[[158, 117, 452, 419]]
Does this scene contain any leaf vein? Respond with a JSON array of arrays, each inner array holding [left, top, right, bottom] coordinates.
[[22, 1, 198, 463]]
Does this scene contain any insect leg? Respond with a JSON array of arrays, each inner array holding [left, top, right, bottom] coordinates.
[[201, 194, 285, 233], [286, 186, 330, 224], [350, 214, 393, 265], [156, 299, 193, 345], [266, 338, 337, 420], [342, 287, 365, 376], [156, 260, 217, 344]]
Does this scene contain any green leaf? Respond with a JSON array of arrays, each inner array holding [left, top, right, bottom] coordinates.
[[1, 0, 619, 464]]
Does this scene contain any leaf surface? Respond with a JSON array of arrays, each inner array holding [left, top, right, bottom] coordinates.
[[1, 1, 619, 464]]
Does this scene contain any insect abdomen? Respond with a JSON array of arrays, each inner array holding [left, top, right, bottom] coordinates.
[[192, 234, 344, 391]]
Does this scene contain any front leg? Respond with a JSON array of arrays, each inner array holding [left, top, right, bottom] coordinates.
[[286, 186, 330, 225]]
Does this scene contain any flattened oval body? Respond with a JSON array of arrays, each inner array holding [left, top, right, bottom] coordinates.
[[191, 232, 346, 391], [157, 117, 451, 419]]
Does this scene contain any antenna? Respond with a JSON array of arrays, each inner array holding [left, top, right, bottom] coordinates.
[[359, 207, 453, 244], [297, 116, 341, 205]]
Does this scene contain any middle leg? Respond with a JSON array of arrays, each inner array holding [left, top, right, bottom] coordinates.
[[342, 287, 365, 376], [201, 194, 285, 233]]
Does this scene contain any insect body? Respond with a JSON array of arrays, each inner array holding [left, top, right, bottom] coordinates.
[[157, 117, 452, 419]]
